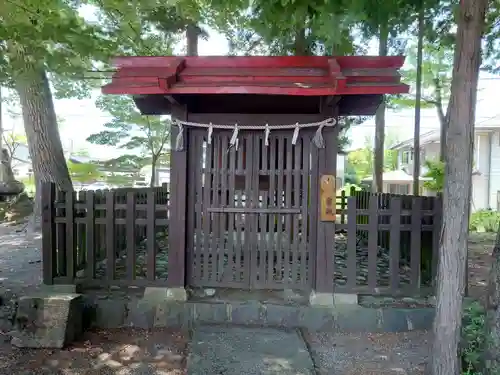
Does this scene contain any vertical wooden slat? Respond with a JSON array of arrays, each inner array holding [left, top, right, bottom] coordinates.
[[126, 192, 136, 281], [432, 195, 442, 288], [253, 134, 265, 286], [284, 135, 293, 285], [225, 139, 236, 283], [106, 191, 116, 281], [268, 135, 277, 283], [276, 136, 285, 283], [211, 135, 221, 282], [86, 191, 95, 279], [309, 143, 319, 286], [410, 197, 423, 290], [202, 137, 214, 283], [186, 130, 198, 283], [389, 197, 402, 290], [218, 134, 229, 282], [147, 191, 156, 281], [367, 195, 378, 289], [243, 134, 254, 286], [65, 191, 75, 281], [346, 197, 357, 288], [194, 132, 204, 283], [56, 189, 66, 277], [300, 136, 310, 285], [41, 183, 57, 285], [292, 137, 301, 285]]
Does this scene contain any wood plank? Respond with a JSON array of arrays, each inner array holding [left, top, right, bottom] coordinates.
[[186, 129, 198, 284], [276, 135, 285, 283], [389, 197, 402, 290], [284, 135, 293, 285], [147, 191, 156, 281], [243, 133, 254, 286], [194, 132, 204, 283], [367, 196, 378, 288], [41, 183, 57, 285], [291, 137, 301, 285], [126, 192, 136, 281], [106, 191, 116, 281], [346, 197, 357, 289], [202, 135, 214, 283], [218, 133, 229, 282], [85, 191, 96, 279], [211, 135, 221, 283], [225, 139, 237, 283], [300, 136, 310, 285], [410, 197, 423, 290], [65, 191, 75, 281]]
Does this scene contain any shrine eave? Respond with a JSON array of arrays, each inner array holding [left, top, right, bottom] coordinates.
[[101, 55, 409, 97]]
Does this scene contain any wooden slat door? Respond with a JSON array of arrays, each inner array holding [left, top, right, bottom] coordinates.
[[186, 129, 316, 291]]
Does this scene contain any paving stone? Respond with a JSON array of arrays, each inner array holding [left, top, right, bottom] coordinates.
[[188, 325, 315, 375]]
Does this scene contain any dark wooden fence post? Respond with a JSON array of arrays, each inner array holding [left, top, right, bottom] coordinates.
[[42, 182, 57, 285], [167, 107, 188, 288]]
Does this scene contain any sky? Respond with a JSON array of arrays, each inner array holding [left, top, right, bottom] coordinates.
[[2, 24, 500, 160]]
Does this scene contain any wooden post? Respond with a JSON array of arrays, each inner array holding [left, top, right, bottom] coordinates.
[[315, 126, 338, 293], [167, 105, 188, 288], [41, 182, 57, 285]]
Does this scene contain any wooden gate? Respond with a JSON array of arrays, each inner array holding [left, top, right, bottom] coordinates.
[[186, 128, 319, 290]]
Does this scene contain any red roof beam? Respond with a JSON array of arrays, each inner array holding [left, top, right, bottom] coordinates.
[[110, 55, 405, 70], [327, 58, 346, 91]]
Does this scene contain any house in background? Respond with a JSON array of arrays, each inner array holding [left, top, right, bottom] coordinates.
[[390, 118, 500, 212]]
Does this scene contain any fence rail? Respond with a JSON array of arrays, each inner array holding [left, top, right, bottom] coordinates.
[[41, 183, 441, 296]]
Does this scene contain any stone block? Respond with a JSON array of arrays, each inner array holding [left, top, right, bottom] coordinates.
[[334, 293, 358, 305], [299, 306, 336, 331], [94, 299, 126, 328], [194, 302, 229, 324], [264, 304, 301, 328], [11, 294, 83, 349], [309, 291, 334, 307], [229, 301, 265, 325], [143, 287, 187, 303], [124, 300, 155, 329]]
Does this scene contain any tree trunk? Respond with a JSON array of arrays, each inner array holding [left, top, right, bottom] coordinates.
[[186, 24, 198, 56], [412, 0, 424, 195], [431, 0, 488, 374], [14, 64, 72, 230], [433, 78, 447, 162], [293, 27, 308, 55], [150, 155, 157, 188], [484, 224, 500, 374], [373, 22, 388, 193]]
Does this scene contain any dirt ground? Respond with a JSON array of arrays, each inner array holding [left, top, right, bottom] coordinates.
[[0, 328, 188, 375], [466, 232, 496, 302], [0, 226, 496, 374]]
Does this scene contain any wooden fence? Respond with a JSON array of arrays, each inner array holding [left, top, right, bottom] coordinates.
[[41, 183, 441, 295], [42, 183, 171, 287]]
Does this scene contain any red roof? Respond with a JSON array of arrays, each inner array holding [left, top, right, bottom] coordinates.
[[101, 56, 409, 97]]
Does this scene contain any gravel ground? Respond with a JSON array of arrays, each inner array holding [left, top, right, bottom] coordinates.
[[0, 223, 42, 290], [0, 328, 188, 375], [303, 330, 431, 375]]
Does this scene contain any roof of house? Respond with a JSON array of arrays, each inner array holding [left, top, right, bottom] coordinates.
[[102, 56, 409, 97], [390, 116, 500, 150], [389, 130, 440, 150]]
